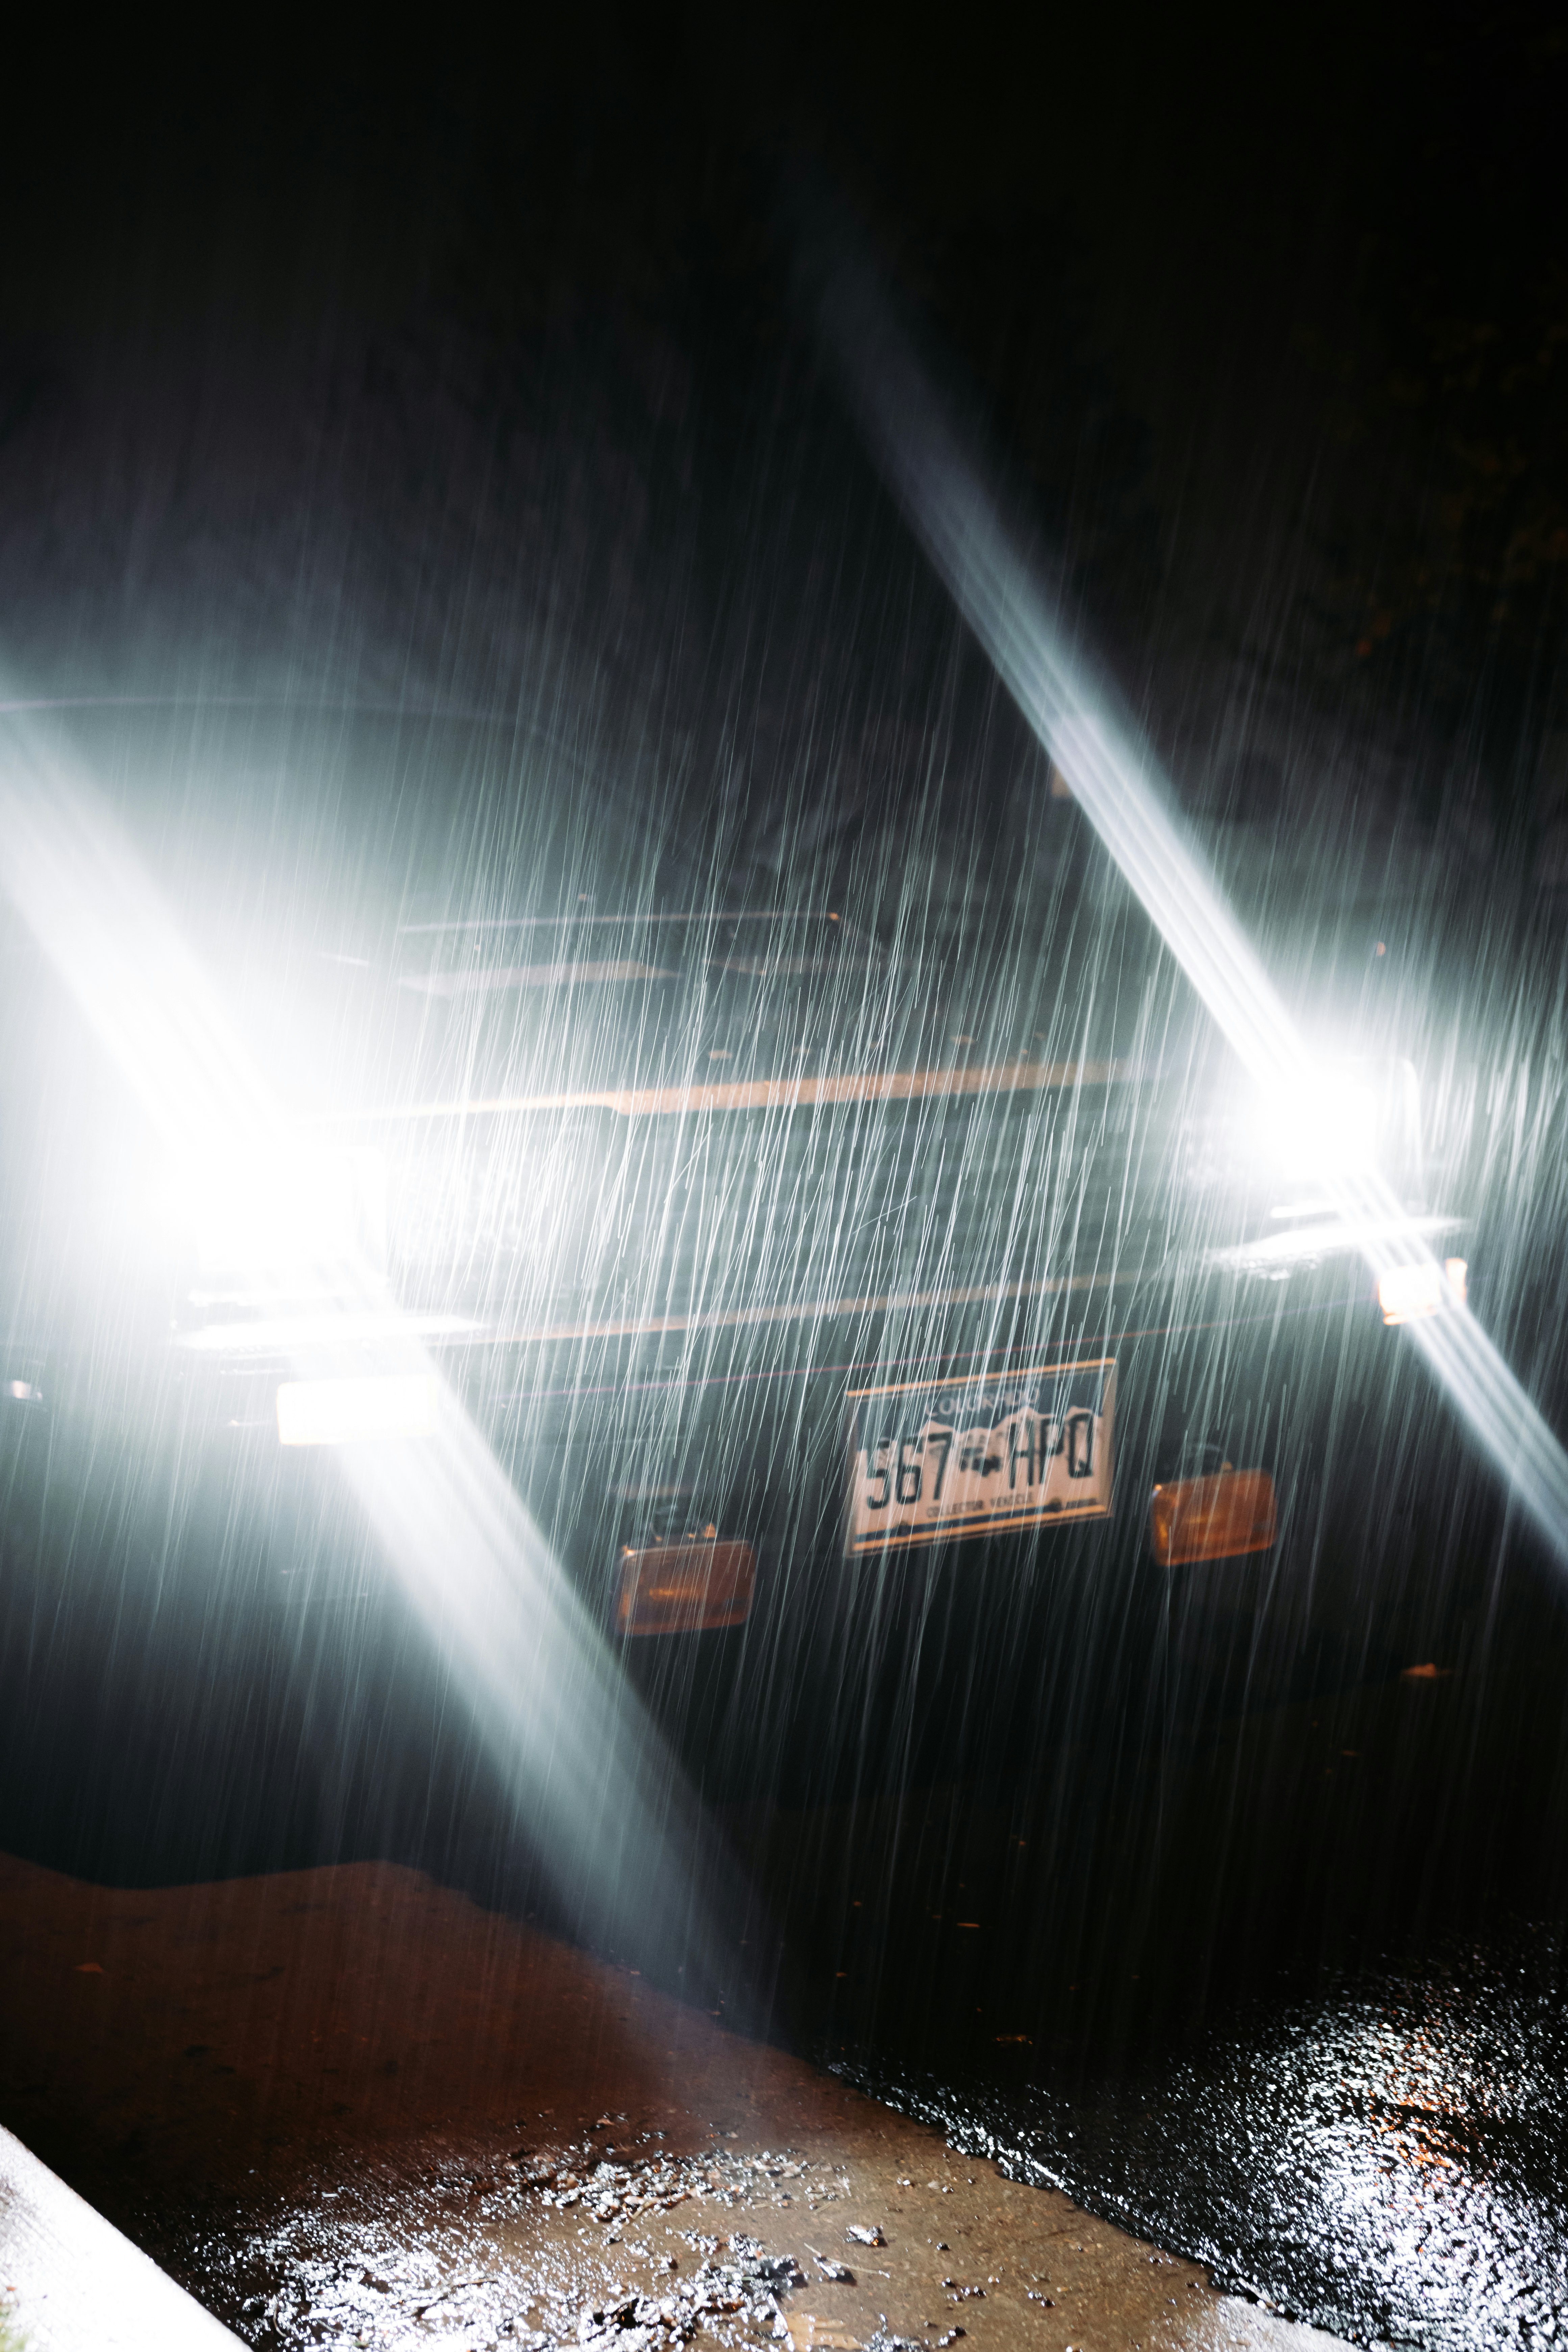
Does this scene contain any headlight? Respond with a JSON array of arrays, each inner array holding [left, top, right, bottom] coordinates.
[[276, 1373, 437, 1446], [1249, 1064, 1379, 1182], [1245, 1054, 1421, 1193], [166, 1144, 386, 1289]]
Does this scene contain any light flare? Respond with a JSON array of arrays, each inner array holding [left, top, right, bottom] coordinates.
[[0, 707, 740, 1994], [817, 256, 1568, 1569]]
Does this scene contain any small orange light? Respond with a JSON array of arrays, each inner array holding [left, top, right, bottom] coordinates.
[[1149, 1467, 1277, 1567], [616, 1539, 756, 1637]]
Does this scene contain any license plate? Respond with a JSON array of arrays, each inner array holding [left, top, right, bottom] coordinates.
[[843, 1356, 1116, 1555]]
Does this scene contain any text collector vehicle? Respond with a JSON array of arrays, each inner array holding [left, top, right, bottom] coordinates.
[[0, 708, 1482, 1861]]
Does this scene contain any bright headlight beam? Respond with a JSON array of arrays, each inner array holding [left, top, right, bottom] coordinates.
[[0, 708, 739, 1998], [814, 251, 1568, 1572], [276, 1374, 440, 1446]]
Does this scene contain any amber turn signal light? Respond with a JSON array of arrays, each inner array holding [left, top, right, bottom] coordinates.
[[1149, 1467, 1277, 1567], [616, 1538, 756, 1637]]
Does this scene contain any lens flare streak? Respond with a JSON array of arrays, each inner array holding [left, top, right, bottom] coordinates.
[[819, 269, 1568, 1571], [0, 713, 733, 1990]]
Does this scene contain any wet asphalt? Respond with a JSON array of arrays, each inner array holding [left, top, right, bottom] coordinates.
[[0, 1850, 1330, 2352], [838, 1926, 1568, 2349], [711, 1567, 1568, 2351], [4, 1618, 1567, 2349], [3, 1498, 1568, 2346]]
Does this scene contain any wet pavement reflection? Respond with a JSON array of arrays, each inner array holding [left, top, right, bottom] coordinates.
[[731, 1591, 1568, 2352], [185, 2143, 818, 2350], [0, 1853, 1329, 2352], [840, 1924, 1568, 2348], [6, 1520, 1568, 2347]]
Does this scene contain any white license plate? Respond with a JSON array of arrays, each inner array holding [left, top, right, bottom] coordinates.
[[843, 1356, 1116, 1555]]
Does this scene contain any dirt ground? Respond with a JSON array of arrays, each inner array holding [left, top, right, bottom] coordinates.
[[0, 1852, 1339, 2352]]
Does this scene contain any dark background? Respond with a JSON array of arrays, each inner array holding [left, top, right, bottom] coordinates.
[[4, 0, 1568, 1921], [5, 20, 1568, 2341], [3, 3, 1565, 871]]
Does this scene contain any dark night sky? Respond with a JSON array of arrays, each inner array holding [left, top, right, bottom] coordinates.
[[2, 5, 1564, 841]]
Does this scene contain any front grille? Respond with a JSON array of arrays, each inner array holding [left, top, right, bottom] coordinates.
[[383, 1080, 1184, 1337]]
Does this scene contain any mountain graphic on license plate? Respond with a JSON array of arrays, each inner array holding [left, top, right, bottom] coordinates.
[[843, 1356, 1116, 1554]]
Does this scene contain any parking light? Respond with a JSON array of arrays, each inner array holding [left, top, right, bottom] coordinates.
[[616, 1538, 757, 1637], [1150, 1468, 1278, 1568], [1379, 1259, 1468, 1327]]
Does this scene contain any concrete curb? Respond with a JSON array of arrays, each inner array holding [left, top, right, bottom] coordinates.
[[0, 2125, 241, 2350]]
